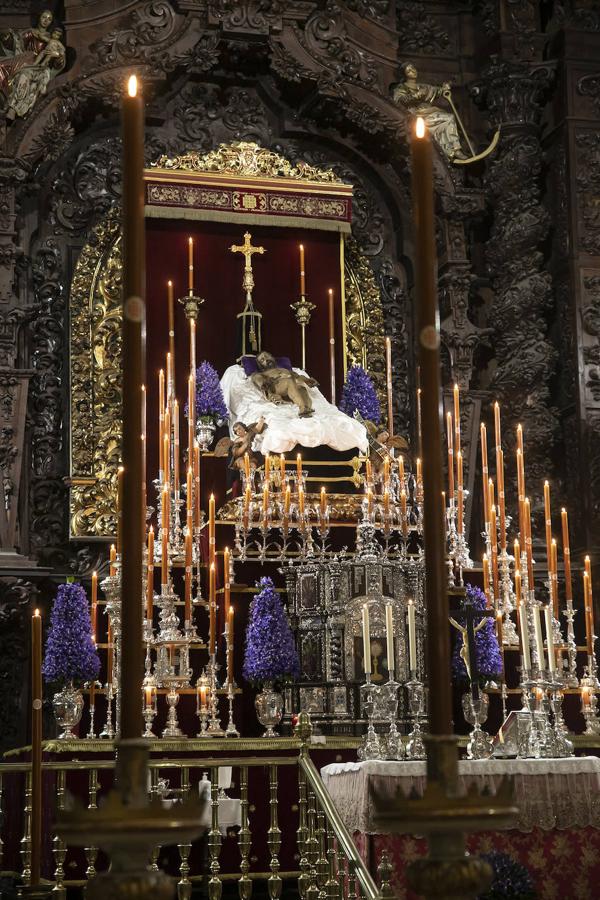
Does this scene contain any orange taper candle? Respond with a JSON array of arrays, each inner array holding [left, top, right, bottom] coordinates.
[[483, 553, 491, 608], [209, 561, 216, 656], [320, 486, 327, 523], [401, 489, 408, 538], [497, 447, 507, 551], [227, 606, 234, 682], [280, 454, 286, 485], [456, 450, 463, 533], [524, 496, 534, 590], [551, 538, 558, 619], [447, 411, 455, 502], [117, 464, 124, 554], [544, 479, 552, 582], [109, 543, 116, 576], [329, 288, 336, 404], [184, 524, 192, 625], [480, 421, 489, 527], [209, 493, 215, 570], [188, 236, 194, 295], [561, 508, 573, 604], [186, 465, 193, 527], [161, 482, 169, 586], [224, 546, 231, 621], [159, 368, 165, 477], [296, 452, 302, 483], [188, 372, 195, 462], [91, 570, 98, 638], [173, 399, 180, 499], [167, 280, 175, 382], [193, 441, 201, 529], [299, 243, 306, 296], [30, 608, 42, 886], [147, 527, 154, 620], [584, 570, 594, 656], [490, 503, 499, 602]]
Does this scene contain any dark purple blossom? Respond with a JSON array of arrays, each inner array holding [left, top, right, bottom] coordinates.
[[195, 361, 228, 423], [451, 584, 503, 684], [243, 577, 300, 684], [42, 582, 100, 686], [478, 852, 536, 899], [339, 366, 381, 424]]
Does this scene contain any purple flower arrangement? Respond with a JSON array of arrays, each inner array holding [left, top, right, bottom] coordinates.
[[339, 365, 381, 424], [42, 582, 100, 686], [243, 577, 300, 684], [451, 584, 503, 684], [195, 361, 228, 424], [478, 852, 536, 899]]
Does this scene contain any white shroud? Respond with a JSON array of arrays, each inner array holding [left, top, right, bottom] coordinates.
[[220, 364, 368, 456]]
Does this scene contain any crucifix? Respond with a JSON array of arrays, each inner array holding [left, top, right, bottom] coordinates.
[[449, 601, 490, 701], [230, 231, 266, 354]]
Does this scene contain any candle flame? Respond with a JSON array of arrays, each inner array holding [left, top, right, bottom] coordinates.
[[149, 525, 153, 534], [93, 570, 97, 577], [299, 243, 304, 250], [189, 236, 193, 246], [34, 608, 40, 617], [328, 288, 333, 295], [167, 279, 172, 287], [415, 116, 425, 138], [127, 75, 138, 97]]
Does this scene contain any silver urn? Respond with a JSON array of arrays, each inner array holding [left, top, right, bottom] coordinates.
[[255, 681, 283, 738], [53, 681, 84, 740], [195, 418, 217, 451]]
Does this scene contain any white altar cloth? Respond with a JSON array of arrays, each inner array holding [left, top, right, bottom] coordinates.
[[321, 757, 600, 833], [220, 363, 368, 455]]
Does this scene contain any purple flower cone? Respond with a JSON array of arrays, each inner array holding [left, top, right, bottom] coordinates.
[[42, 582, 100, 686], [243, 577, 300, 684], [451, 584, 503, 683], [339, 365, 381, 424], [195, 361, 228, 422]]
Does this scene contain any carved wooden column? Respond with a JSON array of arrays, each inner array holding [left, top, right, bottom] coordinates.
[[473, 60, 558, 514]]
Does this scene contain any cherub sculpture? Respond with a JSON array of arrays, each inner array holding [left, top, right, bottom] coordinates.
[[214, 417, 267, 475], [250, 351, 317, 418]]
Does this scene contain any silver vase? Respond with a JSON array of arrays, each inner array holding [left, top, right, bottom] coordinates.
[[195, 419, 216, 452], [53, 681, 84, 740], [462, 691, 493, 760], [255, 681, 283, 738]]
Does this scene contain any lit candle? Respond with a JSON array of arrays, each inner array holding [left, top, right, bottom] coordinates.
[[109, 543, 117, 577], [385, 604, 395, 676], [173, 399, 180, 498], [186, 465, 193, 527], [383, 488, 390, 522], [514, 538, 521, 573], [193, 441, 201, 529], [161, 483, 169, 586], [456, 450, 464, 534], [199, 683, 208, 711], [159, 368, 165, 478], [147, 527, 154, 621], [167, 280, 175, 384], [544, 604, 556, 672], [365, 458, 372, 485], [515, 569, 522, 606], [416, 457, 422, 486], [493, 400, 502, 448], [244, 452, 250, 481], [224, 547, 231, 621], [188, 235, 194, 295], [228, 607, 234, 682], [385, 335, 393, 437], [584, 562, 594, 657], [480, 421, 489, 527], [496, 611, 503, 649], [284, 485, 291, 523], [120, 70, 146, 742], [209, 561, 216, 656], [299, 244, 306, 296], [209, 493, 215, 570], [297, 453, 302, 483], [524, 497, 534, 590], [383, 454, 390, 486], [163, 432, 170, 487], [561, 508, 573, 605], [416, 384, 422, 459], [551, 538, 559, 619], [298, 486, 305, 519], [447, 411, 455, 502], [328, 288, 336, 405], [533, 605, 545, 670], [544, 480, 552, 586], [367, 488, 373, 519], [91, 571, 98, 638], [496, 446, 506, 551], [144, 684, 154, 710], [262, 482, 269, 528], [399, 454, 405, 487], [519, 601, 531, 671], [516, 448, 525, 542], [30, 608, 42, 887], [453, 382, 461, 461], [117, 465, 124, 554], [362, 604, 371, 675], [320, 486, 327, 522], [517, 422, 524, 455], [280, 454, 286, 485], [264, 454, 271, 484], [184, 525, 192, 625], [407, 598, 417, 673]]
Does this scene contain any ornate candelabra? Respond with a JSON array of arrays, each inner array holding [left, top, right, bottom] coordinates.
[[383, 679, 404, 760], [142, 674, 158, 739], [196, 671, 211, 738], [580, 668, 600, 735], [206, 656, 224, 736], [358, 678, 383, 761]]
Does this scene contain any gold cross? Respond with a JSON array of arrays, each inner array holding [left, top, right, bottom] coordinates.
[[229, 231, 266, 295]]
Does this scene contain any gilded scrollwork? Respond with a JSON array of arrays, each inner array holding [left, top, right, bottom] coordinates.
[[153, 140, 341, 184], [69, 209, 122, 538], [344, 237, 386, 416]]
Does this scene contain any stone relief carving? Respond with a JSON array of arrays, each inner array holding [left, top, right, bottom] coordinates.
[[90, 1, 179, 65], [575, 131, 600, 257], [396, 1, 450, 55]]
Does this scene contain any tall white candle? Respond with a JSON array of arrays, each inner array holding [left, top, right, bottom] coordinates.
[[362, 605, 371, 675], [533, 606, 545, 671], [543, 605, 556, 673], [407, 598, 417, 673], [385, 604, 394, 676], [519, 602, 531, 672]]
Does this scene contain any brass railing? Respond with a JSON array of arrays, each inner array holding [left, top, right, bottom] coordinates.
[[0, 736, 390, 900]]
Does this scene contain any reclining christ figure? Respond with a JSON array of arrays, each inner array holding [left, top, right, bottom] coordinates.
[[220, 352, 368, 456]]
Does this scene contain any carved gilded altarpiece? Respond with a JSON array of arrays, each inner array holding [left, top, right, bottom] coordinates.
[[69, 143, 388, 539]]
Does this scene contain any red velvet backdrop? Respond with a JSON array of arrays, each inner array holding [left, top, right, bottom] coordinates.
[[145, 218, 343, 485]]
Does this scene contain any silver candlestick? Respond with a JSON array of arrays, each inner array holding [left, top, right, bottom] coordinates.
[[206, 655, 224, 736], [225, 682, 240, 738], [405, 674, 426, 760], [86, 681, 101, 740], [383, 678, 404, 760], [358, 677, 383, 760], [196, 671, 211, 738], [99, 680, 115, 740]]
